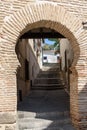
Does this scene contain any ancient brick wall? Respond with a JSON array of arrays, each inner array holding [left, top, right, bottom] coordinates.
[[0, 1, 87, 130], [0, 0, 87, 28]]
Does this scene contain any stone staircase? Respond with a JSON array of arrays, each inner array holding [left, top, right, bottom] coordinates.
[[32, 66, 65, 90], [18, 64, 76, 130]]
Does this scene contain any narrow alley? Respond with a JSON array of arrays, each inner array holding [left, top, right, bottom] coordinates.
[[18, 64, 76, 130]]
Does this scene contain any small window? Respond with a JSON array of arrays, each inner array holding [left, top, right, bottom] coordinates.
[[43, 56, 48, 63], [43, 56, 47, 60]]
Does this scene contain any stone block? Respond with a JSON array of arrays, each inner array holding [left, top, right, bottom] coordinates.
[[0, 125, 5, 130], [5, 125, 15, 130], [0, 112, 16, 124]]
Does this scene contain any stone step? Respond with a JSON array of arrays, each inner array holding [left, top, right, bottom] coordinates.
[[40, 70, 59, 74], [42, 68, 60, 71], [19, 118, 71, 129], [35, 78, 63, 80], [42, 63, 59, 67], [21, 127, 63, 130], [31, 87, 64, 90], [33, 84, 64, 86], [31, 85, 64, 90], [18, 111, 69, 119], [37, 73, 59, 78], [42, 68, 60, 72], [38, 72, 60, 75], [21, 124, 76, 130], [34, 78, 63, 84], [32, 84, 64, 90]]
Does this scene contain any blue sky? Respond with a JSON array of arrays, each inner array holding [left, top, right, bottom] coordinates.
[[44, 39, 55, 45]]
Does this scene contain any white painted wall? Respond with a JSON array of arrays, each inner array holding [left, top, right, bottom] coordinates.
[[43, 54, 58, 63], [27, 39, 40, 81], [60, 39, 74, 71]]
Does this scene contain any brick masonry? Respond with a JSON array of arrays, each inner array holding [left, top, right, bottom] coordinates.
[[0, 1, 87, 130]]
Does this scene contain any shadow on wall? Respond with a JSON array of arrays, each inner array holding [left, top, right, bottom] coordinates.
[[15, 39, 41, 102]]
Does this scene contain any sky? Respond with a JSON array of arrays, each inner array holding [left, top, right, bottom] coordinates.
[[44, 39, 55, 45]]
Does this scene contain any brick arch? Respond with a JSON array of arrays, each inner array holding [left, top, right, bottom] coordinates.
[[0, 2, 87, 130], [2, 3, 83, 68], [19, 20, 81, 66]]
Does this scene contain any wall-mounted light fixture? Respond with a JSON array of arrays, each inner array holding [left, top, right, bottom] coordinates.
[[82, 22, 87, 29]]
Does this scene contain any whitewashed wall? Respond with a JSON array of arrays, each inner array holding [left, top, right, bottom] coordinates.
[[60, 39, 74, 71]]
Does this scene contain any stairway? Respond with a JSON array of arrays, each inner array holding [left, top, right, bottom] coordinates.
[[18, 64, 76, 130], [32, 65, 65, 90]]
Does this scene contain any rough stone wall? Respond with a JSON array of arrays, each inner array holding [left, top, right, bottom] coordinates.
[[0, 1, 87, 130]]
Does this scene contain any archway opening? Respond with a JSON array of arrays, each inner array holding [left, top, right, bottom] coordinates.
[[16, 25, 76, 130], [0, 2, 84, 129]]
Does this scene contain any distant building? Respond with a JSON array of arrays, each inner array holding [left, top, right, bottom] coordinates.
[[43, 50, 59, 63]]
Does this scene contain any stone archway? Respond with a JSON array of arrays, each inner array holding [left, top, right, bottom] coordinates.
[[0, 2, 87, 130]]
